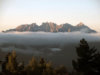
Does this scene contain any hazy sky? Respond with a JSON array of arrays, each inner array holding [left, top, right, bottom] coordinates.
[[0, 0, 100, 32]]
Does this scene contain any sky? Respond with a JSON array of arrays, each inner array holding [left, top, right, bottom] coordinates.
[[0, 0, 100, 32]]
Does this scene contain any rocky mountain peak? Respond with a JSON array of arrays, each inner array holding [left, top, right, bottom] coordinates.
[[3, 22, 96, 33], [77, 22, 85, 26]]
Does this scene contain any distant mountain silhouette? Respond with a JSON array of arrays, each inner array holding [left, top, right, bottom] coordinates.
[[3, 22, 96, 33]]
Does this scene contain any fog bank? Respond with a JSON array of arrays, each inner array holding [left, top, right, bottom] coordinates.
[[0, 32, 100, 46]]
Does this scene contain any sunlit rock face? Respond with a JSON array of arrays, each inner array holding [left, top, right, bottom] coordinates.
[[3, 22, 96, 33]]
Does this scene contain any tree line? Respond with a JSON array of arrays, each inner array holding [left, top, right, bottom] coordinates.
[[0, 39, 100, 75]]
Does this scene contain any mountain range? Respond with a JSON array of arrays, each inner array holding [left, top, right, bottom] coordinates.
[[3, 22, 96, 33]]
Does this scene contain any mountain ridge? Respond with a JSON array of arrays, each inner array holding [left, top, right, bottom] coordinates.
[[3, 22, 97, 33]]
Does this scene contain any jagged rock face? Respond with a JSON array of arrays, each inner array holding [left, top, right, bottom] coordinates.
[[16, 23, 39, 31], [3, 22, 96, 33], [39, 22, 58, 32], [77, 22, 84, 26], [58, 23, 74, 32], [74, 22, 96, 33]]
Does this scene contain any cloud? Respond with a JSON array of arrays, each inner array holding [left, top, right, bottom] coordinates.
[[0, 32, 100, 46]]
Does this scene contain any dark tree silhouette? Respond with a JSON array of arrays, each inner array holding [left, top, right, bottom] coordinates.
[[2, 52, 11, 73], [0, 50, 69, 75], [72, 39, 100, 75], [5, 50, 18, 74]]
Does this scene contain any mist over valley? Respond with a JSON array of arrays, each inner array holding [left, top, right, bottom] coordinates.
[[0, 32, 100, 70]]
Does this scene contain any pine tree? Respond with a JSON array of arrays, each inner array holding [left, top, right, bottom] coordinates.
[[28, 57, 38, 70], [42, 62, 55, 75], [6, 50, 18, 73], [12, 50, 18, 70], [2, 52, 11, 72], [39, 57, 46, 75], [6, 55, 15, 72], [25, 57, 39, 75], [72, 39, 100, 75]]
